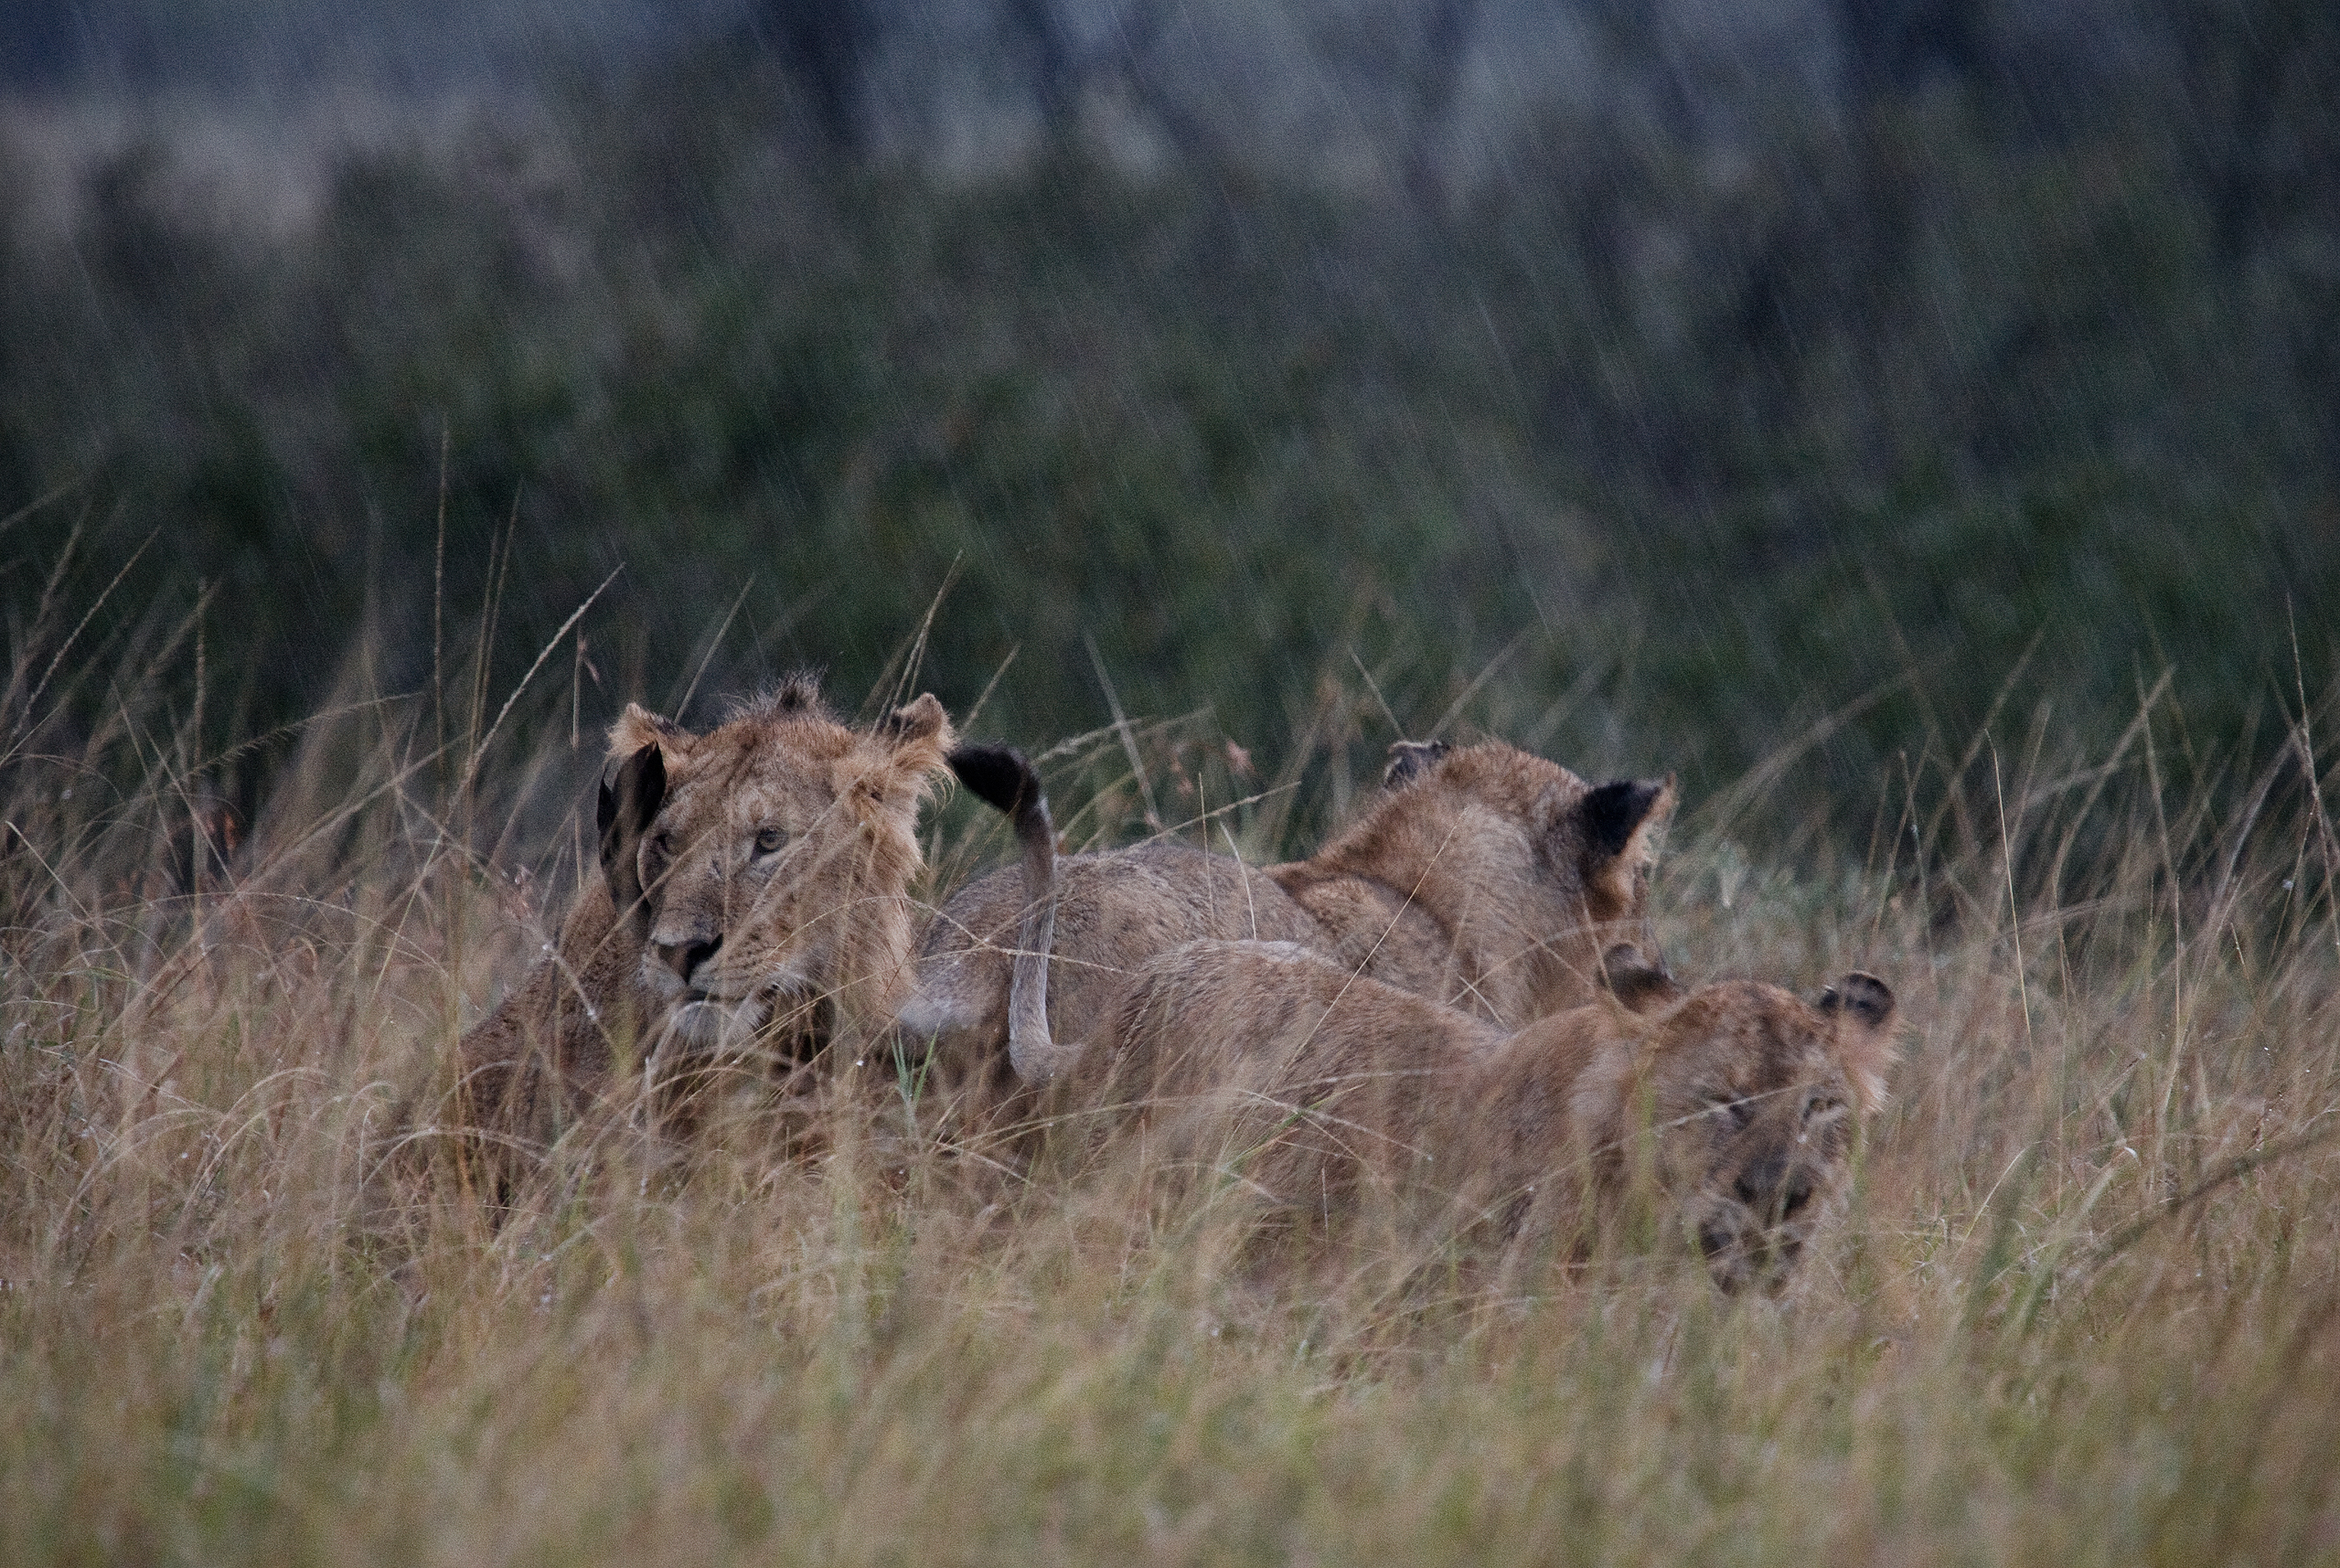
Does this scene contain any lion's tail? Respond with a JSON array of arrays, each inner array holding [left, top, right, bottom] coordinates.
[[946, 743, 1061, 1082]]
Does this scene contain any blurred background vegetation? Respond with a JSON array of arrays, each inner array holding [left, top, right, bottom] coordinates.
[[1, 0, 2334, 852]]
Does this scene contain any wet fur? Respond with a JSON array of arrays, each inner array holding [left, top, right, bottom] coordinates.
[[904, 739, 1676, 1085], [1067, 940, 1896, 1293], [443, 680, 956, 1180]]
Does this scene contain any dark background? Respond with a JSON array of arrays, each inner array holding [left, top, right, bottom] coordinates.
[[3, 0, 2333, 848]]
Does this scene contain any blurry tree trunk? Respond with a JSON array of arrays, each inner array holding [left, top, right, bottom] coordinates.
[[1002, 0, 1080, 140], [1581, 0, 1700, 145], [1820, 0, 2000, 472], [1833, 0, 1995, 112], [1401, 0, 1485, 209], [1282, 0, 1486, 206], [755, 0, 881, 156], [2167, 0, 2334, 262], [1096, 0, 1229, 165], [998, 0, 1223, 160]]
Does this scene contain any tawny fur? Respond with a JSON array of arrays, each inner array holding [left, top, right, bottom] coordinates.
[[444, 680, 956, 1172], [1067, 940, 1896, 1293], [905, 739, 1676, 1084]]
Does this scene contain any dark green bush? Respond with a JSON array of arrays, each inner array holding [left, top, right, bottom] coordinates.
[[1, 43, 2333, 845]]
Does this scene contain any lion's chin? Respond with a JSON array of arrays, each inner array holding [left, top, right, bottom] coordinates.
[[1694, 1212, 1805, 1296], [661, 995, 774, 1057]]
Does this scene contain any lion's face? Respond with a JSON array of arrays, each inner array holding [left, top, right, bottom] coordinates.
[[602, 682, 954, 1058], [1604, 974, 1897, 1294]]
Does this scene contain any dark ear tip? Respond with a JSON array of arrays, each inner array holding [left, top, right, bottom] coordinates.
[[621, 740, 665, 786], [1382, 739, 1451, 788], [879, 692, 946, 739], [1582, 777, 1665, 859], [612, 741, 666, 832]]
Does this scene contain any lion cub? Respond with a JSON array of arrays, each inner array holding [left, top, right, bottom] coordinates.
[[905, 738, 1676, 1086], [1069, 940, 1896, 1294], [448, 677, 957, 1162]]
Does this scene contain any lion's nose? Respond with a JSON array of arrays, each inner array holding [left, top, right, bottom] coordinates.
[[1735, 1161, 1815, 1221], [1733, 1147, 1786, 1211], [657, 934, 721, 984], [1780, 1170, 1815, 1219]]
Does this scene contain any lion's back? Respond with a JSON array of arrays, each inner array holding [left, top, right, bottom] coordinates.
[[1076, 937, 1507, 1204], [909, 840, 1319, 1056]]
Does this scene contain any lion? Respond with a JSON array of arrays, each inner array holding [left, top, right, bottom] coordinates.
[[1063, 938, 1897, 1294], [902, 737, 1677, 1087], [444, 677, 960, 1170]]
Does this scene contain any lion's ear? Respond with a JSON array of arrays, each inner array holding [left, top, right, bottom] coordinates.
[[878, 692, 952, 748], [877, 692, 956, 772], [770, 673, 825, 713], [852, 693, 956, 814], [608, 701, 689, 762], [1382, 740, 1450, 789], [1819, 971, 1897, 1106], [1599, 941, 1682, 1013], [599, 742, 666, 943], [1576, 774, 1677, 914]]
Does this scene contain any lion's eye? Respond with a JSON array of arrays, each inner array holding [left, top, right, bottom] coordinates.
[[1704, 1093, 1752, 1129], [753, 825, 788, 855], [1804, 1093, 1847, 1120]]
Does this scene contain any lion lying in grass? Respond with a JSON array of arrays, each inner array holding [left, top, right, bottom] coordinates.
[[445, 677, 960, 1170], [1062, 939, 1897, 1294], [905, 738, 1677, 1087]]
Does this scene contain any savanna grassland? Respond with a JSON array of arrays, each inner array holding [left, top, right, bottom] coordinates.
[[1, 566, 2335, 1566], [5, 12, 2340, 1559]]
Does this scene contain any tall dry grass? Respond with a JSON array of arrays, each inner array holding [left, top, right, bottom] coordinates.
[[3, 599, 2337, 1567]]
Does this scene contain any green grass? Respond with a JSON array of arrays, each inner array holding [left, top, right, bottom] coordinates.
[[3, 594, 2337, 1565]]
